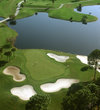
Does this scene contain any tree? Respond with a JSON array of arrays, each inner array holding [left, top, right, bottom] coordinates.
[[77, 4, 82, 12], [0, 47, 3, 58], [52, 0, 54, 4], [81, 15, 87, 24], [4, 51, 12, 62], [86, 83, 100, 109], [25, 94, 51, 110], [11, 48, 16, 58], [9, 15, 15, 20], [88, 49, 100, 81], [62, 88, 98, 110]]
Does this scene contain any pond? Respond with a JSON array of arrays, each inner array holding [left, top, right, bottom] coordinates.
[[0, 17, 4, 20], [7, 5, 100, 55]]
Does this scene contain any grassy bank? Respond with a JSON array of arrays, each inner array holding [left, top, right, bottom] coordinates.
[[0, 0, 21, 18], [16, 0, 99, 22]]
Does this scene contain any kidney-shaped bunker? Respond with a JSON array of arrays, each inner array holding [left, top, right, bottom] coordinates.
[[3, 66, 26, 82]]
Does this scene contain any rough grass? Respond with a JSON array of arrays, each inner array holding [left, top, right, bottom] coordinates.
[[0, 0, 100, 110], [0, 23, 17, 47], [0, 0, 21, 18]]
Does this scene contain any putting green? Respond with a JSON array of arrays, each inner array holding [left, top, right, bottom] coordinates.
[[24, 49, 68, 80]]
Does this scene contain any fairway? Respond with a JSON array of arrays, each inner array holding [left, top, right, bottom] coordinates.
[[0, 0, 100, 109]]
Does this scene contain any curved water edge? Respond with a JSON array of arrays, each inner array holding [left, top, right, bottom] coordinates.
[[74, 5, 100, 21], [74, 5, 100, 17], [1, 5, 100, 56]]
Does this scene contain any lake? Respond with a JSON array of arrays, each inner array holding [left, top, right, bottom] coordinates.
[[7, 5, 100, 55]]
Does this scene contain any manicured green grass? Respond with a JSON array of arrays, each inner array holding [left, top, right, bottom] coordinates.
[[0, 0, 21, 18], [47, 2, 97, 22], [0, 23, 17, 47], [0, 48, 100, 110], [16, 0, 99, 22], [0, 0, 100, 110]]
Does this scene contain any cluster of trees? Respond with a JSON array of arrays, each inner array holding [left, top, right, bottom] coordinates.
[[61, 82, 100, 110], [61, 49, 100, 110], [0, 47, 16, 62], [25, 94, 51, 110]]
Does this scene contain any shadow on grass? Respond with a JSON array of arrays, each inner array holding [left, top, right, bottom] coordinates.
[[80, 66, 93, 71], [80, 66, 89, 71], [0, 60, 8, 67], [2, 44, 12, 49], [0, 25, 5, 28]]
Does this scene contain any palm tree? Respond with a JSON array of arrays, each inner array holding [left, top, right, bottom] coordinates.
[[88, 49, 100, 81], [11, 48, 16, 58]]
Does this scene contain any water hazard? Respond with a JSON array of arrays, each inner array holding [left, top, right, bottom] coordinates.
[[7, 5, 100, 55]]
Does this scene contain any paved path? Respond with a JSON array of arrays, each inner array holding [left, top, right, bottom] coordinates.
[[0, 0, 93, 23], [0, 0, 24, 23], [23, 0, 93, 10], [15, 1, 24, 16]]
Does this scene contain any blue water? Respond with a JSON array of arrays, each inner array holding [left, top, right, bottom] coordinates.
[[6, 5, 100, 55]]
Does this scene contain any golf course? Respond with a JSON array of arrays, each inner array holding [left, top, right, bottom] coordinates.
[[0, 0, 100, 109]]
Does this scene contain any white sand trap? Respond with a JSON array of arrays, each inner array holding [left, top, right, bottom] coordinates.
[[11, 85, 37, 100], [76, 55, 88, 65], [3, 66, 26, 82], [40, 79, 79, 93], [76, 55, 100, 72], [47, 53, 69, 62]]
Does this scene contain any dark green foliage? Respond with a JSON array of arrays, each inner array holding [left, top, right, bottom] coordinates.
[[71, 0, 80, 2], [2, 43, 12, 49], [21, 4, 24, 7], [69, 17, 73, 22], [11, 48, 16, 58], [81, 15, 87, 24], [95, 77, 100, 86], [77, 4, 82, 12], [25, 94, 51, 110], [62, 83, 100, 110], [0, 60, 8, 67], [67, 82, 85, 95], [0, 47, 3, 58], [9, 15, 15, 20], [88, 49, 100, 80], [4, 51, 12, 61]]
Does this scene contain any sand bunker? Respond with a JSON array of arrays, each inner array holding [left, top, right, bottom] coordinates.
[[76, 55, 88, 64], [76, 55, 100, 72], [3, 66, 26, 82], [47, 53, 69, 62], [40, 79, 79, 93], [11, 85, 37, 100]]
